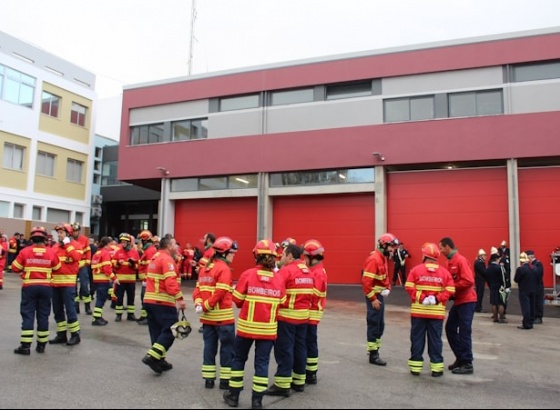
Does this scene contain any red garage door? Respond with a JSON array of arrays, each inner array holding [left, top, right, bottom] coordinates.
[[387, 168, 509, 271], [174, 197, 257, 280], [273, 194, 375, 284], [518, 167, 560, 287]]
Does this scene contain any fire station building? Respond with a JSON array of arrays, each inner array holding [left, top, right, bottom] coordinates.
[[118, 27, 560, 286]]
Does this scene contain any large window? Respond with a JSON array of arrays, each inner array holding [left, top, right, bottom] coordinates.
[[32, 206, 42, 221], [3, 142, 25, 171], [0, 64, 35, 108], [270, 168, 375, 187], [70, 102, 87, 126], [219, 94, 260, 112], [448, 89, 503, 117], [384, 96, 435, 123], [171, 174, 258, 192], [14, 203, 24, 219], [66, 158, 83, 183], [37, 151, 55, 177], [270, 88, 314, 106], [41, 91, 60, 117], [326, 81, 372, 100], [130, 124, 165, 145], [172, 118, 208, 141], [512, 60, 560, 82]]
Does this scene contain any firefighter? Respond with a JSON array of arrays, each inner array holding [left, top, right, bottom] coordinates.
[[71, 222, 92, 315], [11, 226, 61, 355], [7, 232, 18, 271], [49, 223, 83, 346], [301, 239, 327, 386], [267, 243, 314, 396], [0, 234, 8, 289], [91, 236, 119, 326], [193, 236, 237, 389], [223, 239, 286, 409], [362, 233, 398, 366], [137, 230, 158, 325], [275, 237, 297, 270], [141, 235, 186, 374], [405, 243, 455, 377], [439, 237, 477, 375], [112, 233, 140, 322]]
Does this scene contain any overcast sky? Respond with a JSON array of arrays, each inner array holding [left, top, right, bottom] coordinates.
[[1, 0, 559, 98]]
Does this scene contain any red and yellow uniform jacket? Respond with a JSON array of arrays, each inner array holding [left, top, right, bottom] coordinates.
[[144, 251, 183, 308], [362, 249, 391, 301], [91, 246, 116, 284], [198, 245, 215, 271], [12, 244, 61, 287], [112, 246, 140, 283], [51, 239, 82, 287], [309, 261, 327, 325], [277, 260, 314, 324], [0, 240, 8, 267], [232, 266, 286, 340], [75, 234, 91, 268], [445, 251, 477, 305], [138, 243, 157, 281], [405, 262, 455, 320], [193, 258, 235, 325], [8, 236, 18, 254]]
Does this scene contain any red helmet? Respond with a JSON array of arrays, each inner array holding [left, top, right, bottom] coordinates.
[[55, 223, 73, 235], [30, 226, 48, 239], [281, 237, 297, 248], [139, 230, 152, 240], [303, 239, 324, 257], [378, 233, 398, 247], [421, 242, 440, 260], [253, 239, 277, 257], [213, 236, 238, 254]]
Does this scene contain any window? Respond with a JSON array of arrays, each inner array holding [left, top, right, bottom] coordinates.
[[3, 143, 25, 171], [46, 208, 70, 223], [37, 151, 55, 177], [67, 158, 83, 182], [270, 168, 375, 187], [384, 96, 435, 123], [130, 123, 165, 145], [219, 94, 260, 112], [14, 203, 24, 219], [448, 89, 503, 118], [1, 65, 35, 108], [41, 91, 60, 117], [200, 176, 227, 190], [32, 206, 42, 221], [271, 88, 314, 106], [513, 60, 560, 82], [95, 147, 102, 158], [93, 174, 101, 184], [0, 201, 8, 217], [326, 81, 372, 100], [172, 118, 208, 141], [171, 174, 257, 192], [75, 212, 84, 226], [102, 160, 122, 185], [70, 102, 87, 126]]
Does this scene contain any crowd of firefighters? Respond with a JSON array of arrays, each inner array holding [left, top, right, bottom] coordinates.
[[3, 224, 558, 410]]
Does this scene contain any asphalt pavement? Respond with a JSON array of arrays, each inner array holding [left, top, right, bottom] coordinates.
[[0, 274, 559, 409]]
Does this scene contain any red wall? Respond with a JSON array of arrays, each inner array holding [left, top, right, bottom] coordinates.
[[518, 167, 560, 287], [273, 194, 375, 284], [387, 168, 509, 272], [174, 197, 257, 280]]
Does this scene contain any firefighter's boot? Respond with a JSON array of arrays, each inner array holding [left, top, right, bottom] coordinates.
[[369, 350, 387, 366], [223, 390, 239, 408], [306, 371, 317, 385], [127, 313, 138, 321], [36, 342, 47, 353], [14, 343, 31, 355], [85, 303, 93, 315], [49, 331, 68, 344], [251, 394, 263, 409], [66, 332, 81, 346]]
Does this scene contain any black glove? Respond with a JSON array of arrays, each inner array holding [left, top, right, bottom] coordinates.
[[128, 258, 135, 265]]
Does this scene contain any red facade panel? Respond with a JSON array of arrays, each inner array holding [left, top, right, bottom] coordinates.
[[518, 167, 560, 287], [387, 168, 509, 273], [174, 197, 257, 280], [273, 194, 375, 285]]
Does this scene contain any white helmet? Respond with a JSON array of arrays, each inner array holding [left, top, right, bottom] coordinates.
[[170, 311, 192, 340]]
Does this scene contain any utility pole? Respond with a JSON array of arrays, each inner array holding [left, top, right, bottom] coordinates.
[[187, 0, 197, 75]]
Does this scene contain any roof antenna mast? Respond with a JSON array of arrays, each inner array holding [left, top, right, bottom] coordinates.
[[188, 0, 197, 76]]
